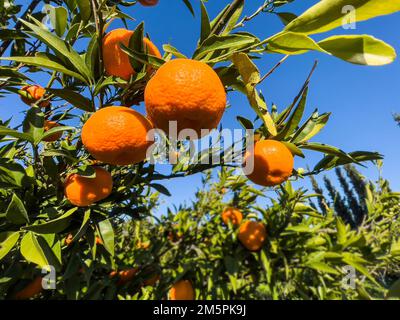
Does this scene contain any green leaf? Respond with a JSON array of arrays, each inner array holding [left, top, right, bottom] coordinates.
[[41, 125, 75, 142], [46, 88, 94, 112], [387, 278, 400, 299], [23, 106, 44, 145], [291, 111, 330, 143], [23, 208, 78, 234], [98, 219, 114, 256], [6, 193, 29, 225], [45, 5, 68, 37], [200, 1, 211, 44], [318, 35, 396, 66], [162, 44, 188, 59], [276, 87, 308, 140], [20, 232, 51, 270], [267, 32, 324, 55], [299, 142, 355, 162], [0, 126, 33, 143], [236, 116, 253, 130], [194, 34, 258, 60], [182, 0, 195, 16], [336, 218, 347, 245], [120, 44, 165, 69], [85, 35, 99, 76], [221, 0, 244, 36], [0, 55, 88, 83], [77, 0, 91, 22], [150, 183, 171, 196], [0, 67, 30, 80], [305, 261, 340, 275], [0, 159, 29, 188], [0, 232, 20, 262], [128, 22, 145, 72], [281, 141, 305, 158], [210, 0, 244, 35], [73, 209, 91, 242], [20, 19, 92, 82], [275, 12, 298, 26], [285, 0, 400, 35]]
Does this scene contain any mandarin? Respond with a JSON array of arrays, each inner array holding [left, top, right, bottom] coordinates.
[[145, 59, 226, 137], [64, 167, 113, 207], [81, 107, 154, 165], [243, 139, 294, 187]]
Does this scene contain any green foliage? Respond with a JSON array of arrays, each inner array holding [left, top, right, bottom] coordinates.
[[0, 0, 399, 300]]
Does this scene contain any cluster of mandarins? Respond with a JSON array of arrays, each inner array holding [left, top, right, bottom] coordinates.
[[21, 27, 294, 207], [17, 0, 295, 299]]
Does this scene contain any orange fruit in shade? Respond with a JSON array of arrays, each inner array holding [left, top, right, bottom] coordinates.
[[137, 241, 150, 249], [221, 207, 243, 226], [64, 167, 113, 207], [20, 85, 50, 108], [81, 107, 154, 166], [238, 220, 267, 251], [243, 139, 294, 187], [14, 277, 43, 300], [169, 280, 195, 300], [64, 233, 73, 246], [110, 268, 139, 286], [95, 236, 103, 245], [42, 120, 62, 142], [103, 28, 162, 80], [144, 59, 226, 137], [138, 0, 159, 6]]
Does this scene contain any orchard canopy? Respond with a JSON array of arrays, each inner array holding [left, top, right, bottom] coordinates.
[[0, 0, 400, 300]]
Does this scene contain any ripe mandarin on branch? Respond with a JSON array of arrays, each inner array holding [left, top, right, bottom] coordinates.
[[169, 280, 195, 300], [244, 139, 294, 187], [14, 277, 43, 300], [238, 220, 267, 251], [64, 167, 113, 207], [42, 120, 62, 142], [103, 28, 161, 80], [138, 0, 159, 6], [221, 207, 243, 226], [145, 58, 226, 137], [81, 107, 154, 165], [20, 85, 50, 108]]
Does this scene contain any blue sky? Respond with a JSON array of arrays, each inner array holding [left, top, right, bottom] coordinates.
[[2, 0, 400, 213]]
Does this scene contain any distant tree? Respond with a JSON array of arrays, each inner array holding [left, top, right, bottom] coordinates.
[[310, 164, 377, 229], [394, 114, 400, 127]]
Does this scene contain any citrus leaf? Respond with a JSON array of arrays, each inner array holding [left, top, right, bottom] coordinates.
[[22, 106, 44, 145], [98, 219, 114, 256], [0, 126, 33, 143], [20, 19, 92, 82], [285, 0, 400, 35], [20, 232, 50, 269], [267, 32, 324, 55], [0, 232, 20, 262], [291, 111, 330, 143], [6, 193, 29, 225], [318, 34, 396, 66], [47, 88, 94, 112], [22, 208, 78, 234], [200, 1, 211, 43], [0, 55, 87, 83], [41, 125, 75, 142]]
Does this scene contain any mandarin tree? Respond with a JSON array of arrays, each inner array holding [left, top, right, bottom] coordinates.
[[0, 0, 399, 300]]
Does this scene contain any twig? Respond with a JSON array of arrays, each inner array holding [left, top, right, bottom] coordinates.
[[259, 55, 289, 84], [233, 0, 274, 29], [90, 0, 104, 108]]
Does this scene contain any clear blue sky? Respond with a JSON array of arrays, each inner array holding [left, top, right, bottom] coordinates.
[[2, 0, 399, 213]]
